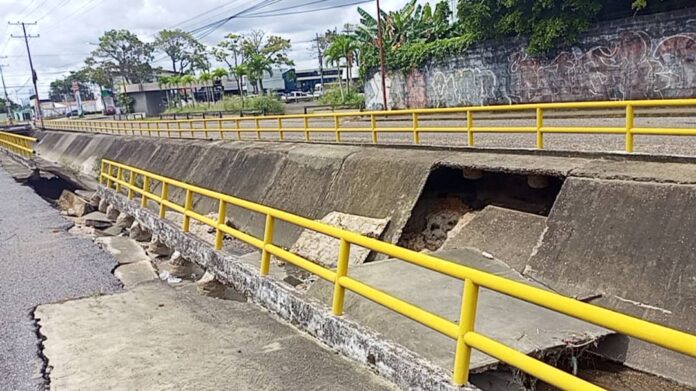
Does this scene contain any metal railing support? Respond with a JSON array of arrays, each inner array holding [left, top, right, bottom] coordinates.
[[260, 214, 275, 275], [536, 107, 544, 149], [452, 279, 479, 385], [332, 239, 351, 315]]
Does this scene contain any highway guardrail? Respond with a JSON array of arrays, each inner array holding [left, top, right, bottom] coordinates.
[[0, 130, 36, 158], [100, 158, 696, 390]]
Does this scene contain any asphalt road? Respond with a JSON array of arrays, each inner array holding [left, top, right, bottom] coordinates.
[[0, 166, 121, 391]]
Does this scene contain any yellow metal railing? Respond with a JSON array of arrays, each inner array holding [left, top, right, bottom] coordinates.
[[47, 99, 696, 153], [100, 158, 696, 390], [0, 130, 36, 158]]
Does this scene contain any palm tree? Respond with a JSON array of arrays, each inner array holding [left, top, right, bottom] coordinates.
[[245, 54, 273, 95], [231, 64, 247, 103], [325, 35, 359, 90], [211, 67, 228, 103], [169, 75, 182, 108], [180, 74, 196, 106], [198, 72, 213, 106], [158, 76, 173, 109]]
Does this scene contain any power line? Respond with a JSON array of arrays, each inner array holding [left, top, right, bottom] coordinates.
[[238, 0, 373, 18]]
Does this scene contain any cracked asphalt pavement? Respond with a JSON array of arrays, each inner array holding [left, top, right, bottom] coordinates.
[[0, 166, 121, 391]]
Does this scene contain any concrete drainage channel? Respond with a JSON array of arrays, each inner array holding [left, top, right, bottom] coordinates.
[[10, 161, 693, 391]]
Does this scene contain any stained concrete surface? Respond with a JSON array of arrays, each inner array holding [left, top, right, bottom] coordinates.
[[307, 248, 610, 375], [441, 206, 546, 273], [35, 281, 397, 391], [95, 236, 150, 264], [0, 165, 121, 391], [526, 177, 696, 386]]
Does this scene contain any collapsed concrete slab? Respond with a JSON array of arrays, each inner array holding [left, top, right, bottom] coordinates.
[[442, 206, 547, 273], [526, 177, 696, 386], [307, 248, 610, 383], [288, 211, 390, 268], [99, 187, 473, 391]]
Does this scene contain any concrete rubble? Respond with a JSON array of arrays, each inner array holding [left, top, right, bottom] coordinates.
[[105, 204, 120, 221], [56, 190, 94, 217], [196, 271, 226, 298], [81, 211, 112, 229], [97, 198, 108, 213], [147, 235, 172, 257], [115, 212, 134, 229], [399, 196, 471, 251], [168, 251, 194, 278], [129, 221, 152, 242]]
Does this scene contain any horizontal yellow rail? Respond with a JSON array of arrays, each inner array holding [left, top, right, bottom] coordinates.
[[45, 98, 696, 153], [0, 130, 36, 158], [99, 158, 696, 390]]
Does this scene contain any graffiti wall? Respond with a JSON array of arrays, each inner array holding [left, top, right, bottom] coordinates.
[[364, 8, 696, 109]]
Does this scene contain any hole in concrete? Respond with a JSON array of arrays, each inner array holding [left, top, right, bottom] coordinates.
[[366, 353, 376, 366], [398, 166, 562, 252], [24, 173, 82, 203]]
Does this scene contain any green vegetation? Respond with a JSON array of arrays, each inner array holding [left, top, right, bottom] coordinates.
[[350, 0, 670, 77], [319, 86, 364, 108], [164, 95, 284, 115]]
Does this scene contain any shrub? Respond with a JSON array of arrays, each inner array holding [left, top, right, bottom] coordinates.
[[319, 86, 364, 107]]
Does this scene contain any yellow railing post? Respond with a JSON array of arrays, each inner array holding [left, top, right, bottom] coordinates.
[[536, 107, 544, 149], [204, 120, 209, 139], [236, 119, 242, 140], [147, 122, 151, 137], [218, 119, 224, 140], [127, 169, 135, 199], [177, 121, 182, 138], [452, 279, 479, 386], [255, 118, 261, 140], [625, 104, 634, 153], [334, 115, 341, 142], [278, 117, 284, 140], [166, 122, 171, 138], [214, 199, 227, 250], [412, 112, 420, 144], [182, 189, 193, 232], [466, 111, 474, 146], [260, 214, 275, 276], [304, 117, 310, 141], [115, 166, 123, 193], [159, 182, 169, 218], [106, 163, 113, 189], [190, 120, 195, 138], [156, 121, 161, 137], [141, 176, 149, 208], [332, 238, 351, 315], [371, 114, 378, 143], [100, 160, 106, 185]]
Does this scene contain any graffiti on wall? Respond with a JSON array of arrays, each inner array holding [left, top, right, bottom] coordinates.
[[364, 12, 696, 109], [509, 31, 696, 102]]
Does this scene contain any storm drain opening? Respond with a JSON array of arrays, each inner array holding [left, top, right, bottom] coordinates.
[[398, 166, 563, 252]]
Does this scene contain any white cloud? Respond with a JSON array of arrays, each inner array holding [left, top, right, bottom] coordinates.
[[0, 0, 423, 102]]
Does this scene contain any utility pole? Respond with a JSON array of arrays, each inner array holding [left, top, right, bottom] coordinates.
[[10, 21, 43, 128], [375, 0, 388, 110], [315, 33, 325, 89], [0, 60, 12, 124]]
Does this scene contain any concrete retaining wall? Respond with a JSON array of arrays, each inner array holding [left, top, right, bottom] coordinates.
[[527, 177, 696, 386], [365, 8, 696, 109], [35, 131, 433, 249]]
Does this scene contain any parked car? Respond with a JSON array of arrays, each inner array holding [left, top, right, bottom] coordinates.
[[312, 83, 324, 97], [65, 109, 79, 118], [282, 91, 310, 102], [104, 106, 116, 115]]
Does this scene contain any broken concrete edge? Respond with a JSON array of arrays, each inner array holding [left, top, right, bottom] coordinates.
[[0, 149, 37, 171], [30, 306, 52, 388], [98, 186, 477, 391]]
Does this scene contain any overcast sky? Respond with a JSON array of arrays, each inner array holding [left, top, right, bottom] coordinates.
[[0, 0, 416, 102]]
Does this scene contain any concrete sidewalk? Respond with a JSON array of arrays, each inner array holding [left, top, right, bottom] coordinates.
[[36, 281, 396, 391]]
